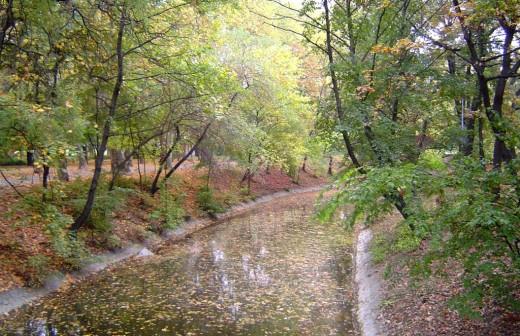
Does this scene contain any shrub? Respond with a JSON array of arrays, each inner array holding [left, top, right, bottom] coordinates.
[[0, 156, 26, 165], [149, 182, 185, 231], [26, 254, 50, 287], [196, 185, 224, 217], [43, 204, 86, 269], [112, 176, 138, 189], [105, 234, 123, 250], [320, 154, 520, 317], [71, 186, 132, 234], [371, 234, 390, 264]]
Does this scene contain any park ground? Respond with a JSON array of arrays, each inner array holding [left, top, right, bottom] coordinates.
[[369, 212, 520, 336]]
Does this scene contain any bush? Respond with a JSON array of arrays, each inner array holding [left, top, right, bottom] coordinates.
[[43, 204, 86, 269], [71, 186, 132, 234], [196, 185, 224, 217], [149, 182, 185, 231], [105, 234, 123, 250], [320, 155, 520, 317], [371, 234, 390, 264], [26, 254, 50, 287], [112, 176, 138, 189], [0, 156, 26, 165]]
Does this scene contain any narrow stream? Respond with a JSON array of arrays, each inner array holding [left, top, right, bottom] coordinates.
[[0, 193, 355, 335]]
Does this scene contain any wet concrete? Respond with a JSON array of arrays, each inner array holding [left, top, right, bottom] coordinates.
[[355, 228, 383, 336]]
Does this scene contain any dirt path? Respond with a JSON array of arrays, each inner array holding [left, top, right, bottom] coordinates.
[[0, 160, 163, 187]]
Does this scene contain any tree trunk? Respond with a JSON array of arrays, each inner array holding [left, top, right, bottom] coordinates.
[[125, 150, 133, 170], [42, 165, 50, 189], [71, 9, 126, 232], [78, 145, 88, 170], [324, 0, 410, 220], [323, 0, 362, 171], [417, 120, 429, 150], [0, 0, 15, 57], [150, 123, 211, 195], [478, 112, 485, 160], [149, 125, 181, 194], [247, 172, 252, 195], [328, 156, 333, 175], [462, 87, 481, 156], [165, 150, 173, 169], [57, 158, 69, 182], [452, 0, 516, 167], [27, 150, 34, 166], [301, 156, 307, 172], [111, 149, 131, 175]]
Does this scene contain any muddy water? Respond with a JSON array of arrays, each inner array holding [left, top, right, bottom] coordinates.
[[0, 193, 355, 335]]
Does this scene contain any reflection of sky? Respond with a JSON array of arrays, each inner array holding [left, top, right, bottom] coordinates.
[[241, 254, 271, 286]]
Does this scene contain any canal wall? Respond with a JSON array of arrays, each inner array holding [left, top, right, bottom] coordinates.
[[355, 228, 385, 336]]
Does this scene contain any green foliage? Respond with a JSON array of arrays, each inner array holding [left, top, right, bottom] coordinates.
[[319, 163, 424, 228], [150, 183, 185, 231], [42, 204, 86, 269], [104, 234, 123, 251], [71, 186, 132, 234], [196, 185, 225, 217], [26, 254, 51, 287], [322, 154, 520, 316], [0, 156, 26, 165], [371, 225, 421, 265], [371, 234, 390, 264]]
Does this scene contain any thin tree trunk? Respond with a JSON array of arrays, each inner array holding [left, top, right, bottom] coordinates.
[[150, 123, 211, 195], [149, 125, 181, 194], [78, 145, 88, 170], [42, 165, 50, 189], [143, 157, 147, 183], [417, 120, 429, 150], [109, 127, 164, 190], [324, 0, 409, 220], [0, 0, 14, 57], [478, 112, 485, 160], [71, 9, 126, 231], [27, 150, 34, 166], [452, 0, 516, 167], [137, 152, 143, 189], [323, 0, 362, 171], [462, 81, 482, 156], [125, 150, 133, 170], [57, 158, 69, 182], [0, 168, 23, 197]]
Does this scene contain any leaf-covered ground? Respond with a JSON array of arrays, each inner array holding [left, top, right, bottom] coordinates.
[[0, 193, 354, 335], [371, 212, 520, 336]]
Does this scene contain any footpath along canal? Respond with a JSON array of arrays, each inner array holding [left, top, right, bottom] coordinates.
[[0, 192, 358, 335]]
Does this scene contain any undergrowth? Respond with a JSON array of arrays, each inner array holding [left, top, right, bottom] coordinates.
[[196, 185, 224, 217], [149, 180, 185, 232]]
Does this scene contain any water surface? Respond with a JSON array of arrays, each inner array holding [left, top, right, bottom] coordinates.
[[0, 193, 355, 335]]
